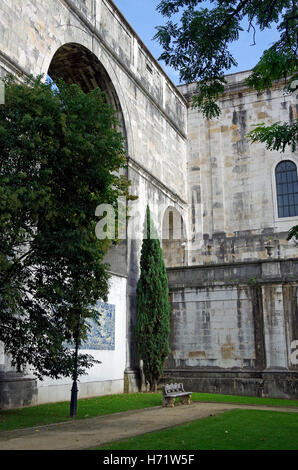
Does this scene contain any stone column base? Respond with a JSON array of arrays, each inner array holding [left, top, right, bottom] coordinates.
[[0, 371, 37, 409], [124, 368, 145, 393]]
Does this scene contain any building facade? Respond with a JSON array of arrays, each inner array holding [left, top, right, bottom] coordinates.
[[0, 0, 297, 408], [164, 74, 298, 398]]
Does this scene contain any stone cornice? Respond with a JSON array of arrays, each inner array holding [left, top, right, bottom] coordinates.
[[0, 50, 29, 79], [167, 257, 298, 288], [179, 74, 288, 106]]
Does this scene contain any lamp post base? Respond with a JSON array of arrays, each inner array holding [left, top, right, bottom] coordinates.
[[70, 381, 78, 417]]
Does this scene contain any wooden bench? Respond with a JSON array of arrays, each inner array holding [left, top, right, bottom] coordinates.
[[162, 383, 192, 407]]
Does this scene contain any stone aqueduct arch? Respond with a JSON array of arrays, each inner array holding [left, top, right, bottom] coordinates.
[[0, 0, 188, 407], [48, 42, 127, 141], [1, 1, 298, 408]]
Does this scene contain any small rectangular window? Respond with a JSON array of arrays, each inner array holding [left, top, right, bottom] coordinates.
[[146, 63, 153, 74]]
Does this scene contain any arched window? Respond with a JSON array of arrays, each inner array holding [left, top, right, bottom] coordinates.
[[162, 207, 186, 267], [275, 161, 298, 218]]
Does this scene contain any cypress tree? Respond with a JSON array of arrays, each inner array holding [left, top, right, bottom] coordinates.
[[135, 205, 171, 392]]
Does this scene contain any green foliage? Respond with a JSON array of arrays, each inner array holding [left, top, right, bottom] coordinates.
[[287, 225, 298, 243], [245, 44, 298, 152], [155, 3, 240, 84], [156, 1, 298, 226], [192, 77, 226, 119], [0, 76, 131, 379], [247, 120, 298, 152], [245, 45, 298, 92], [134, 206, 171, 391], [155, 0, 298, 124]]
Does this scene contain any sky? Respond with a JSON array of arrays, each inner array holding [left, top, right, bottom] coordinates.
[[112, 0, 281, 85]]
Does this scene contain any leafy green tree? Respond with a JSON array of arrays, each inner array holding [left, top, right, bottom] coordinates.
[[155, 0, 297, 150], [0, 76, 131, 381], [135, 206, 171, 392], [245, 45, 297, 151], [247, 119, 298, 153]]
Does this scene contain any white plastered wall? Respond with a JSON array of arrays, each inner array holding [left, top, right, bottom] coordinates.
[[36, 274, 127, 405]]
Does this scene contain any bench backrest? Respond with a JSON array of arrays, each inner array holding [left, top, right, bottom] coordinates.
[[163, 383, 185, 395]]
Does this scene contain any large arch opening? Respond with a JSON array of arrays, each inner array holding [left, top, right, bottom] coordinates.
[[47, 42, 128, 276], [48, 42, 126, 140], [162, 207, 187, 267]]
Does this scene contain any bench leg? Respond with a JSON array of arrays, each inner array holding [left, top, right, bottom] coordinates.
[[163, 396, 175, 407], [179, 395, 191, 405]]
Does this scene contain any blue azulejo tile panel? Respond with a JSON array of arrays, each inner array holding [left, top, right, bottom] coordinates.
[[81, 302, 115, 351]]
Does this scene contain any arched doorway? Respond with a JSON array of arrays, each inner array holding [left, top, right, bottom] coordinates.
[[162, 207, 187, 267]]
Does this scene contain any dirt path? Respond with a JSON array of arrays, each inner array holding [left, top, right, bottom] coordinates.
[[0, 402, 297, 450]]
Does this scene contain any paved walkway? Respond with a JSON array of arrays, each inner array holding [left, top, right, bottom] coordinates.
[[0, 402, 297, 450]]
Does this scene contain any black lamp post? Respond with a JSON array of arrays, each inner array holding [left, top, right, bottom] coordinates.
[[70, 316, 80, 417]]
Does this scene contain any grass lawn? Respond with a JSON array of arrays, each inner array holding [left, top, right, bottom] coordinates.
[[192, 392, 298, 408], [96, 409, 298, 450], [0, 391, 298, 432]]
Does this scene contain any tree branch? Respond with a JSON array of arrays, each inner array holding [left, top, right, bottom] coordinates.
[[220, 0, 251, 29], [249, 22, 257, 45], [262, 0, 280, 27], [284, 14, 298, 50]]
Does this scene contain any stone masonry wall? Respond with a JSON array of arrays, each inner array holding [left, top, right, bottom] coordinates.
[[0, 0, 188, 202], [163, 259, 298, 398], [179, 71, 298, 266], [1, 0, 297, 404], [0, 0, 189, 403]]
